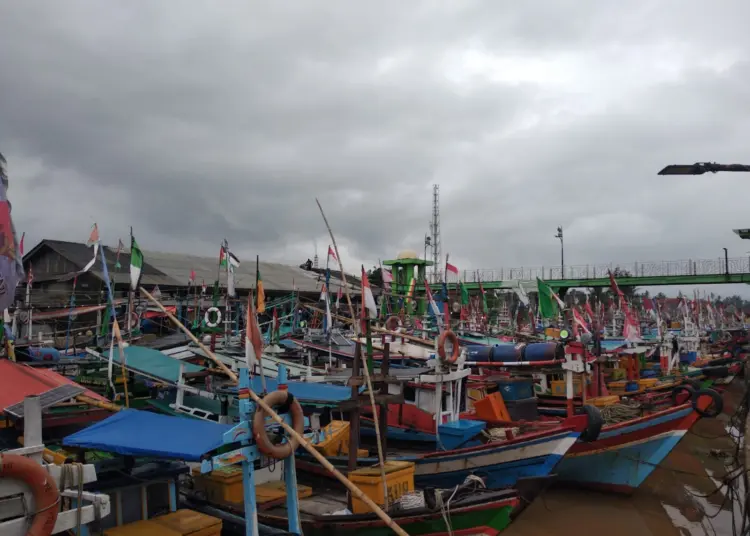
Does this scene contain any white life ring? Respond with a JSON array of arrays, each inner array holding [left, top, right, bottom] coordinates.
[[205, 307, 222, 328]]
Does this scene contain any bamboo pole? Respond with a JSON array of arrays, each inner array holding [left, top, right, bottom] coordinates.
[[315, 199, 358, 335], [312, 201, 388, 502], [139, 287, 409, 536]]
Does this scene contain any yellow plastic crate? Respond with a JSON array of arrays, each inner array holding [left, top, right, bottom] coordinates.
[[256, 481, 313, 505], [550, 378, 586, 396], [589, 395, 620, 407], [192, 465, 244, 504], [638, 378, 659, 389], [104, 520, 178, 536], [150, 509, 222, 536], [608, 381, 627, 395], [350, 461, 415, 514]]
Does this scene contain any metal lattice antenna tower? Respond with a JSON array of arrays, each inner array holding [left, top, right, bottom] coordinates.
[[430, 184, 442, 282], [313, 239, 319, 269]]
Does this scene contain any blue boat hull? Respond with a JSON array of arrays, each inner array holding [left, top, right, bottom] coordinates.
[[298, 429, 579, 490], [555, 406, 695, 493]]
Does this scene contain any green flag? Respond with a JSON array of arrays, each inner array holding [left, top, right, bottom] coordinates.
[[460, 282, 469, 305], [129, 237, 143, 290], [536, 278, 559, 319]]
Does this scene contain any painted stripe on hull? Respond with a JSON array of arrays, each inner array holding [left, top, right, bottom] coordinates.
[[556, 430, 686, 490], [415, 433, 578, 488]]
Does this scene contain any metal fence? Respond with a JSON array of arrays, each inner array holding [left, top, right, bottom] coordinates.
[[460, 256, 750, 282]]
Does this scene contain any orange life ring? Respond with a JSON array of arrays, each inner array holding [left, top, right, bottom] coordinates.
[[438, 329, 460, 364], [385, 315, 401, 332], [252, 390, 305, 460], [0, 453, 59, 536]]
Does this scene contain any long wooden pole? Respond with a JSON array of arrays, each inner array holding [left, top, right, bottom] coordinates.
[[313, 200, 387, 495], [315, 199, 358, 335], [139, 287, 409, 536]]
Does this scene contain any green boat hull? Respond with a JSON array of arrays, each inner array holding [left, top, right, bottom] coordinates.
[[277, 502, 515, 536]]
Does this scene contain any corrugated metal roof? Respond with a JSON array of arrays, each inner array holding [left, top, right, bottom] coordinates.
[[24, 239, 361, 294], [139, 249, 360, 294], [0, 360, 107, 412]]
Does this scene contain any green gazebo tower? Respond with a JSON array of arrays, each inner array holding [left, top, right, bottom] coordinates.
[[383, 250, 433, 315]]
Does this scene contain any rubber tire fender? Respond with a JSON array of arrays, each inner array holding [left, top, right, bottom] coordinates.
[[693, 388, 723, 418], [671, 384, 697, 406], [578, 404, 604, 443]]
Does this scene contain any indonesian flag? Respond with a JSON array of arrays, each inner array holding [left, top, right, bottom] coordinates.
[[572, 307, 591, 335], [584, 296, 595, 323], [320, 282, 329, 301], [608, 271, 625, 308], [82, 224, 99, 273], [446, 262, 459, 275], [327, 246, 337, 262], [86, 223, 99, 247], [189, 269, 196, 284], [27, 263, 33, 285], [382, 268, 393, 284], [361, 266, 377, 319]]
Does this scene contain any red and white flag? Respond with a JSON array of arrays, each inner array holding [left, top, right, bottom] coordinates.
[[572, 307, 591, 335], [189, 269, 196, 284], [446, 262, 459, 275], [382, 268, 393, 284], [86, 223, 99, 247], [27, 263, 33, 285], [327, 246, 337, 262], [361, 266, 377, 319]]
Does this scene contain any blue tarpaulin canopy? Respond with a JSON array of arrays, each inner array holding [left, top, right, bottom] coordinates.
[[63, 409, 231, 461]]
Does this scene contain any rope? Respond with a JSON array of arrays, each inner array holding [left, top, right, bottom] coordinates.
[[60, 463, 85, 534], [599, 401, 642, 424], [482, 427, 520, 441]]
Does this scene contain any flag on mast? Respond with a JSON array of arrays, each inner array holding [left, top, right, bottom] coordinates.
[[81, 223, 99, 273], [327, 246, 337, 262], [129, 237, 144, 291], [361, 266, 377, 319], [114, 238, 124, 269]]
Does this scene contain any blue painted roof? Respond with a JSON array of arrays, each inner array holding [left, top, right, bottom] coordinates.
[[63, 409, 230, 461], [103, 345, 203, 383], [232, 376, 352, 404]]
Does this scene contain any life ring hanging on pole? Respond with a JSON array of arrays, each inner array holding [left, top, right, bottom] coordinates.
[[438, 329, 461, 364], [204, 307, 222, 328], [252, 390, 305, 460], [0, 453, 59, 536]]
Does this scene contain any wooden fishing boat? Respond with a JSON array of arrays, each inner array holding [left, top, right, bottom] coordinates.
[[555, 396, 712, 493], [258, 486, 520, 536]]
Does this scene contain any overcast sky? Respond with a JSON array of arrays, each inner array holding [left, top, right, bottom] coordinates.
[[2, 1, 750, 294]]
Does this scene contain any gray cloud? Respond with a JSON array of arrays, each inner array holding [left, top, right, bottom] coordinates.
[[2, 0, 750, 295]]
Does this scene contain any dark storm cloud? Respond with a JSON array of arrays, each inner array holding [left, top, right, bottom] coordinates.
[[2, 0, 750, 276]]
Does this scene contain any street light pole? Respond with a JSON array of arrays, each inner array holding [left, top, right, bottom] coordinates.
[[555, 226, 564, 278], [723, 247, 729, 275]]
